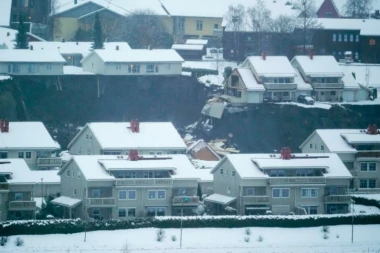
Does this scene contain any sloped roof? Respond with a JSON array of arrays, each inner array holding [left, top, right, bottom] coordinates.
[[236, 68, 265, 91], [0, 50, 66, 63], [245, 56, 296, 77], [0, 122, 60, 149], [340, 63, 380, 88], [292, 55, 344, 77], [316, 0, 380, 17]]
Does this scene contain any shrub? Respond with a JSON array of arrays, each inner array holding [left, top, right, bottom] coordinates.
[[322, 226, 330, 233], [257, 235, 263, 242], [15, 237, 24, 247], [323, 233, 329, 240], [0, 236, 8, 246], [171, 235, 177, 242], [156, 228, 165, 242], [244, 236, 250, 243], [245, 228, 251, 236]]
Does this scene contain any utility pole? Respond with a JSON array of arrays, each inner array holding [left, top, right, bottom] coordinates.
[[351, 199, 355, 243], [180, 201, 183, 249]]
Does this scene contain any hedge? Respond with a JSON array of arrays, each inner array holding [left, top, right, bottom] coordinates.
[[352, 196, 380, 209], [1, 214, 380, 236], [182, 67, 218, 78]]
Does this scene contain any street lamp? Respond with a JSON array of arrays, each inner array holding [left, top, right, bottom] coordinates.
[[351, 199, 355, 243]]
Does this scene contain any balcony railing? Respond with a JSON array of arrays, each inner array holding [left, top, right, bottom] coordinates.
[[116, 178, 173, 187], [0, 183, 9, 190], [312, 83, 344, 89], [9, 201, 36, 211], [37, 158, 62, 167], [86, 198, 116, 206], [349, 188, 380, 194], [172, 196, 199, 206], [269, 177, 326, 186], [263, 83, 297, 90], [243, 196, 270, 204], [325, 195, 352, 203], [356, 152, 380, 158]]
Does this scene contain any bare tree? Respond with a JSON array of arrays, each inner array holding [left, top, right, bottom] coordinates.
[[294, 0, 321, 54], [246, 0, 272, 54], [224, 4, 246, 60], [271, 15, 296, 34], [344, 0, 373, 18]]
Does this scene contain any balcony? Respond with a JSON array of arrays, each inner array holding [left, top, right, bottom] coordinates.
[[116, 178, 173, 187], [86, 198, 116, 207], [9, 201, 36, 211], [263, 83, 297, 90], [0, 183, 9, 191], [37, 158, 62, 167], [172, 196, 199, 206], [242, 196, 270, 204], [312, 83, 344, 89], [356, 152, 380, 158], [269, 177, 326, 186], [325, 195, 352, 203]]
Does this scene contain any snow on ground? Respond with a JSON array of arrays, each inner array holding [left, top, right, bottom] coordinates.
[[2, 225, 380, 252], [354, 194, 380, 201], [352, 204, 380, 214], [277, 102, 332, 110], [0, 75, 11, 81]]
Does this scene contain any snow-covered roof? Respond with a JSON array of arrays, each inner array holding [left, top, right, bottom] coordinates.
[[0, 0, 11, 27], [236, 68, 265, 91], [300, 129, 359, 153], [204, 193, 236, 205], [0, 159, 60, 184], [0, 27, 17, 49], [51, 196, 82, 208], [63, 66, 94, 75], [293, 67, 313, 91], [63, 155, 202, 181], [340, 63, 380, 88], [29, 42, 131, 57], [292, 55, 344, 77], [69, 122, 186, 150], [0, 50, 66, 63], [316, 0, 380, 18], [0, 122, 60, 149], [185, 39, 208, 45], [172, 44, 204, 51], [341, 69, 360, 90], [245, 56, 296, 77], [86, 49, 184, 63], [317, 18, 380, 36], [341, 132, 380, 144]]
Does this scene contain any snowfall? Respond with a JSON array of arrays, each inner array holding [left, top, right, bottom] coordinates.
[[1, 204, 380, 253]]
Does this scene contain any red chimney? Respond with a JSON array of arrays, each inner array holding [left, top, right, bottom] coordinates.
[[135, 119, 140, 133], [367, 124, 378, 135], [4, 121, 9, 133], [309, 50, 313, 60], [130, 120, 135, 133], [128, 150, 139, 161], [280, 147, 292, 160], [0, 120, 3, 133], [262, 52, 266, 61]]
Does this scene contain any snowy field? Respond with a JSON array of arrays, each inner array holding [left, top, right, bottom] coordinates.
[[1, 225, 380, 253]]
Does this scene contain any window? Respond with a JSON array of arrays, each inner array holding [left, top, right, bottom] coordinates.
[[18, 152, 24, 158], [157, 190, 166, 199], [355, 52, 359, 60], [128, 208, 136, 217], [350, 34, 354, 42], [0, 152, 7, 158], [361, 162, 377, 171], [93, 208, 100, 218], [246, 188, 254, 196], [232, 171, 236, 177], [344, 34, 348, 42], [147, 207, 165, 216], [272, 188, 289, 198], [338, 34, 342, 42], [119, 190, 127, 200], [72, 170, 75, 178], [155, 65, 159, 73], [128, 64, 140, 73], [332, 34, 336, 41], [359, 179, 376, 188], [148, 190, 156, 199], [119, 208, 126, 217], [369, 163, 376, 171], [146, 64, 154, 73], [196, 20, 203, 30], [116, 64, 121, 70], [227, 186, 231, 194], [321, 145, 324, 151], [46, 64, 52, 70], [220, 169, 224, 175], [301, 188, 319, 198], [78, 171, 81, 179], [128, 190, 136, 200], [92, 189, 100, 198], [0, 194, 2, 204], [309, 143, 312, 148], [85, 133, 89, 140], [301, 206, 318, 215], [330, 91, 336, 96], [8, 64, 20, 73], [87, 149, 91, 155], [214, 24, 218, 29], [76, 146, 81, 154], [15, 193, 23, 201], [66, 169, 70, 177], [226, 169, 229, 176], [178, 18, 184, 31], [355, 34, 359, 42], [28, 64, 39, 73], [73, 188, 77, 196]]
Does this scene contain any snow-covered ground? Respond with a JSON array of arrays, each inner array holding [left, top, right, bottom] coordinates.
[[2, 225, 380, 253], [352, 204, 380, 214], [277, 102, 332, 110], [354, 194, 380, 201]]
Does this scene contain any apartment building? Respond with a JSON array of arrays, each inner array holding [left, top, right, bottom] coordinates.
[[53, 154, 208, 219], [67, 121, 187, 156], [0, 121, 61, 170], [300, 125, 380, 191], [0, 159, 60, 221], [206, 148, 352, 215]]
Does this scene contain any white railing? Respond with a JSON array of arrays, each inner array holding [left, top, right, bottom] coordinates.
[[312, 83, 344, 89], [87, 198, 116, 206], [269, 177, 326, 185], [172, 196, 199, 206], [9, 201, 36, 210], [350, 188, 380, 194], [116, 178, 173, 186], [37, 158, 62, 166], [264, 83, 297, 90], [243, 196, 269, 204]]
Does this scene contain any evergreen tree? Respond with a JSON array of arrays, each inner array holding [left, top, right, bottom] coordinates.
[[91, 12, 104, 50], [14, 13, 29, 49]]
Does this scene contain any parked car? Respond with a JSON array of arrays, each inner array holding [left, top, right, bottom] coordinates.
[[297, 95, 315, 105]]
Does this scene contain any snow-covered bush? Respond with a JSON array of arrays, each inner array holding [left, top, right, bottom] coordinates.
[[257, 235, 263, 242], [245, 228, 251, 236], [15, 237, 24, 246], [0, 236, 8, 246], [195, 203, 206, 216], [171, 235, 177, 242], [156, 229, 166, 242], [244, 236, 250, 242]]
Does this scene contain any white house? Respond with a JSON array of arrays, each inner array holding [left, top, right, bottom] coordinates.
[[0, 49, 66, 76], [0, 121, 61, 170], [300, 126, 380, 191], [67, 121, 187, 156], [81, 49, 184, 76]]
